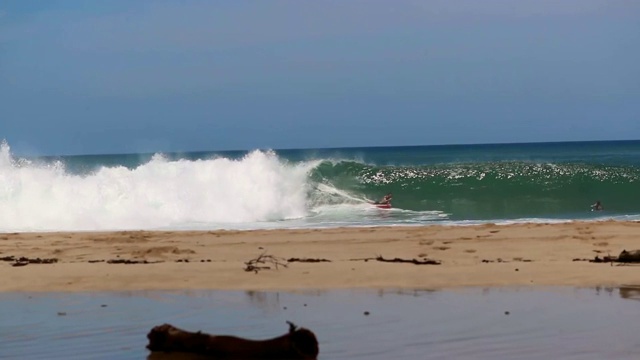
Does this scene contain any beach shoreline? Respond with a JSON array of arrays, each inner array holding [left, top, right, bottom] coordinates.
[[1, 221, 639, 293]]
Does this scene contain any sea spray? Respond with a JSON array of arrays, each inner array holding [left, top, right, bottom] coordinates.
[[0, 143, 315, 231]]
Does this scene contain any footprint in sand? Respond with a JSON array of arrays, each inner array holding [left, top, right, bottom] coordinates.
[[433, 246, 450, 251], [464, 249, 477, 253], [593, 242, 609, 247], [420, 240, 435, 246], [578, 227, 593, 235]]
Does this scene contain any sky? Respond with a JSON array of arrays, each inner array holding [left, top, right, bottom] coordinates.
[[1, 0, 639, 155]]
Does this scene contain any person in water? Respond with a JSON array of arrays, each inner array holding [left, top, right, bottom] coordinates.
[[591, 200, 603, 211], [376, 193, 393, 205]]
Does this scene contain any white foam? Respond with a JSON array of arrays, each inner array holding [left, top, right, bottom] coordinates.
[[0, 142, 317, 232]]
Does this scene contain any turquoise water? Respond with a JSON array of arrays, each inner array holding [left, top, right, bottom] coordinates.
[[1, 140, 639, 231], [1, 287, 640, 359]]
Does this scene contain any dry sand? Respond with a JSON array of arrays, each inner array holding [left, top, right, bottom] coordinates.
[[1, 221, 639, 292]]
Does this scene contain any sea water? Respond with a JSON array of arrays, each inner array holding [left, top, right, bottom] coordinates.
[[1, 139, 639, 232]]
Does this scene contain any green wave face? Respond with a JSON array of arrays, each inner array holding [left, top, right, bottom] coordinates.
[[310, 160, 640, 220]]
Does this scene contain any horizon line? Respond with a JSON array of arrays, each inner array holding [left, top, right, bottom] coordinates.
[[6, 138, 640, 158]]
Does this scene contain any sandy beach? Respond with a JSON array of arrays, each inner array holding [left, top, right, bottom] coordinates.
[[1, 221, 639, 292]]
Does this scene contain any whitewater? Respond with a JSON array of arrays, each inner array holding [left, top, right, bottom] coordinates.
[[1, 140, 639, 232], [0, 141, 439, 232], [0, 143, 313, 231]]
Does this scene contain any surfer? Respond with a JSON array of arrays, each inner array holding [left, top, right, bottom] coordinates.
[[375, 193, 393, 205], [591, 200, 603, 211]]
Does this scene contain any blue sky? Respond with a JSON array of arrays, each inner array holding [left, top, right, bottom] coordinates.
[[1, 0, 639, 155]]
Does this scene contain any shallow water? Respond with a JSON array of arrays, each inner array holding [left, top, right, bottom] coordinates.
[[1, 287, 640, 359]]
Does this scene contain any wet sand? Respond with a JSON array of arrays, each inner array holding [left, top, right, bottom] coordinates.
[[1, 287, 640, 359], [1, 221, 640, 292]]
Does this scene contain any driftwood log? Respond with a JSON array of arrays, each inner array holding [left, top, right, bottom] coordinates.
[[147, 322, 319, 359], [617, 250, 640, 263], [589, 249, 640, 264]]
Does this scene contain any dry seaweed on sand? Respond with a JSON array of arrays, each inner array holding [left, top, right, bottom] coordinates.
[[374, 255, 441, 265], [287, 258, 331, 263], [349, 255, 441, 265], [1, 256, 58, 267], [244, 251, 289, 273]]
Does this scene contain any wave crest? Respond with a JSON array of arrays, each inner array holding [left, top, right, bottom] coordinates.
[[0, 147, 316, 231]]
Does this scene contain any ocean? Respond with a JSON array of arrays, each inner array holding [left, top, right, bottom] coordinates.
[[1, 139, 639, 232]]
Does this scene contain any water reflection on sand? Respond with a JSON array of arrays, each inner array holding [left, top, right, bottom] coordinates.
[[1, 286, 640, 359]]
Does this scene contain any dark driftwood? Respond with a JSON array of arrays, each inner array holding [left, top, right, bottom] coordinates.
[[585, 250, 640, 264], [146, 322, 319, 359], [616, 250, 640, 263]]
